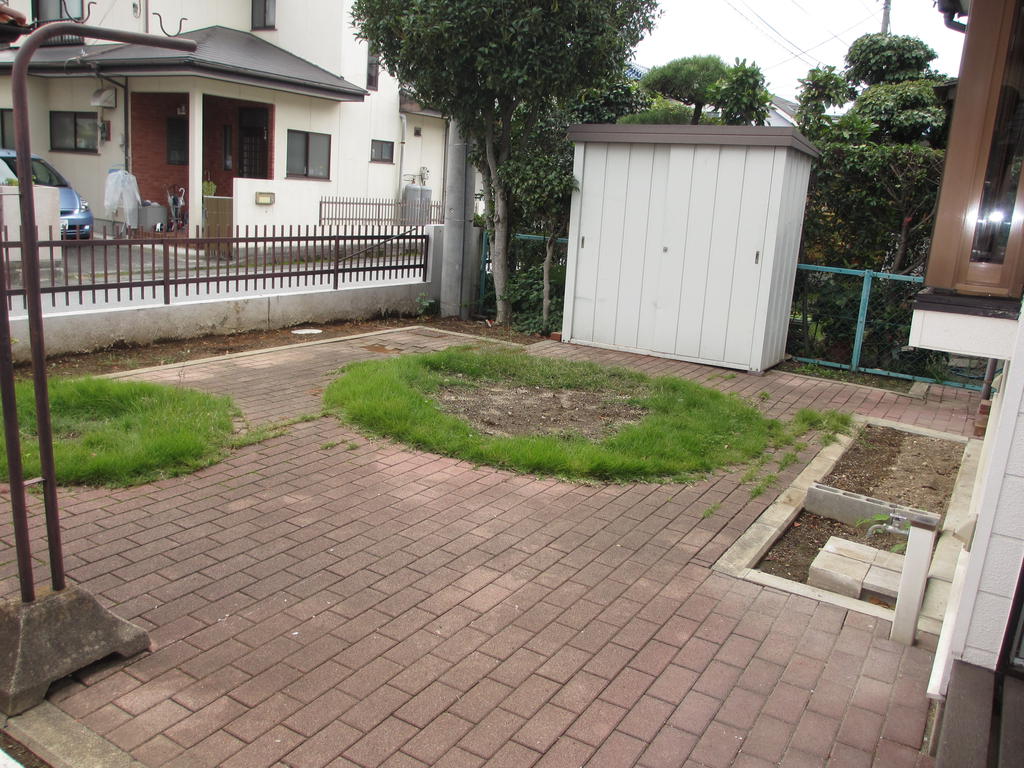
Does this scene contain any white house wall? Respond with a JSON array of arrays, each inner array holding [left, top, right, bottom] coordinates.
[[0, 73, 127, 226], [950, 315, 1024, 670]]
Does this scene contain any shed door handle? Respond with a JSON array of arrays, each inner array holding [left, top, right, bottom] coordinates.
[[755, 250, 760, 264]]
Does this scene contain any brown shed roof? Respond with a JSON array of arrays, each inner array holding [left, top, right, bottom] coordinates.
[[566, 124, 820, 158]]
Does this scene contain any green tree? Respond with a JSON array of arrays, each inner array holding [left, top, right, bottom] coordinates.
[[849, 79, 947, 146], [795, 65, 854, 141], [641, 55, 729, 124], [711, 58, 771, 126], [844, 33, 937, 87], [618, 95, 695, 125], [573, 73, 652, 125], [501, 106, 576, 335], [798, 33, 947, 274], [352, 0, 658, 325]]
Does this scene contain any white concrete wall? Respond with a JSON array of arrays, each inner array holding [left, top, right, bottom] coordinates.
[[233, 177, 325, 228], [951, 316, 1024, 670]]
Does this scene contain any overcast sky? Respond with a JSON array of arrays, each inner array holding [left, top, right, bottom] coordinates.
[[632, 0, 967, 102]]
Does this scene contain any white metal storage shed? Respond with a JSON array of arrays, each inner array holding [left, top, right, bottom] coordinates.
[[561, 124, 818, 373]]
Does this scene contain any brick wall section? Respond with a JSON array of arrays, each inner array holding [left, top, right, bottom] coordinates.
[[129, 92, 189, 205], [130, 93, 275, 210]]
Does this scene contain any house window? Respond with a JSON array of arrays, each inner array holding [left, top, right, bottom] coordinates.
[[367, 52, 380, 91], [252, 0, 275, 29], [167, 118, 188, 165], [286, 130, 330, 179], [370, 139, 394, 163], [0, 110, 14, 150], [49, 111, 97, 152]]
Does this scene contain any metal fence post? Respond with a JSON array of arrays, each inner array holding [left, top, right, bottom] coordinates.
[[162, 241, 171, 305], [850, 270, 873, 373]]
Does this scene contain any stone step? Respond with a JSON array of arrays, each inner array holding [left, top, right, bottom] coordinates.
[[807, 536, 904, 600]]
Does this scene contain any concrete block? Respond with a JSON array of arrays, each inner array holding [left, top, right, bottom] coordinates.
[[863, 564, 900, 599], [921, 579, 950, 623], [928, 536, 962, 583], [823, 536, 877, 564], [808, 550, 869, 598], [873, 549, 906, 571], [0, 586, 149, 715], [804, 482, 938, 530]]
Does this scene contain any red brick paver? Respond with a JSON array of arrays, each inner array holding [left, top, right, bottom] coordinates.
[[2, 329, 965, 767]]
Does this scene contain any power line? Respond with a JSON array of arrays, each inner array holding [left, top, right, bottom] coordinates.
[[784, 0, 854, 49], [763, 12, 881, 70], [721, 0, 818, 67]]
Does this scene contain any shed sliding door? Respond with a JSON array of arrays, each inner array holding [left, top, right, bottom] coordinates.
[[571, 143, 775, 369]]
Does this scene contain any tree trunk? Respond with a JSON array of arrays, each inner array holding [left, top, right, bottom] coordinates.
[[691, 103, 703, 125], [483, 119, 512, 326], [893, 215, 912, 273], [491, 180, 512, 325], [542, 233, 555, 335]]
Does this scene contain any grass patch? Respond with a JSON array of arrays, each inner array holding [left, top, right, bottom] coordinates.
[[777, 450, 801, 471], [750, 473, 778, 499], [2, 377, 236, 486], [324, 347, 792, 484], [793, 408, 853, 445]]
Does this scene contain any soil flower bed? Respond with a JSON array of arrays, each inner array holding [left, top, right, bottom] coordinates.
[[324, 346, 838, 484]]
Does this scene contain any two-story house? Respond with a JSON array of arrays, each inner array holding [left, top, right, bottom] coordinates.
[[0, 0, 448, 232]]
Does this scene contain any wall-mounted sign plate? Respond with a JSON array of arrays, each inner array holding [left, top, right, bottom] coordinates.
[[254, 192, 275, 206]]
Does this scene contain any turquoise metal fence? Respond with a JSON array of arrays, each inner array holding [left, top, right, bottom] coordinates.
[[478, 231, 569, 306], [788, 264, 986, 390]]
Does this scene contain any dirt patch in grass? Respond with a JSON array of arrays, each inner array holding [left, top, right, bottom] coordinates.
[[436, 384, 646, 440], [25, 316, 540, 379], [757, 425, 964, 583]]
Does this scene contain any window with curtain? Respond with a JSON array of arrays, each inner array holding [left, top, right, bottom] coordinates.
[[286, 130, 330, 179]]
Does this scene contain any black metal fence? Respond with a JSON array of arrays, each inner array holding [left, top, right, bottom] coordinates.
[[1, 225, 429, 309], [788, 264, 988, 390]]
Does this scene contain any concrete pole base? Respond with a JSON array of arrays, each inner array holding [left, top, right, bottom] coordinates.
[[0, 586, 150, 715]]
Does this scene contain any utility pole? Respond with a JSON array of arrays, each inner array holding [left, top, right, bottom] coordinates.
[[881, 0, 891, 34]]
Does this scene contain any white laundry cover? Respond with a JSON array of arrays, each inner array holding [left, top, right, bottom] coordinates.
[[104, 169, 142, 226]]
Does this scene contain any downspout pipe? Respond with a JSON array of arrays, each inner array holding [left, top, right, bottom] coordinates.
[[944, 12, 967, 32], [397, 113, 407, 201]]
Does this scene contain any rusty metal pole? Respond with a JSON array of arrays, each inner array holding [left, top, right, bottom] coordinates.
[[10, 23, 196, 595], [0, 200, 34, 603]]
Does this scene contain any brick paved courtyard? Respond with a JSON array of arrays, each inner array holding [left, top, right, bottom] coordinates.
[[1, 328, 977, 767]]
